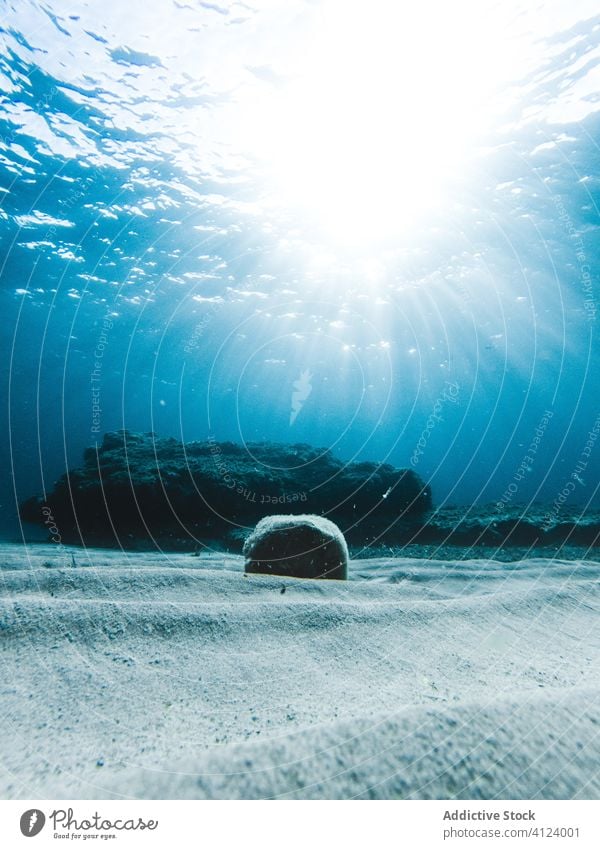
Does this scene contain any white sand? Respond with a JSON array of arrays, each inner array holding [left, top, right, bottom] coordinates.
[[1, 542, 599, 799]]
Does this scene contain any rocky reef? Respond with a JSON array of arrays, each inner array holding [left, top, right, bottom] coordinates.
[[20, 431, 600, 556], [20, 430, 432, 550], [382, 503, 600, 558]]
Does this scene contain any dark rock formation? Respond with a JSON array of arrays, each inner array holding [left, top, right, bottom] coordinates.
[[20, 430, 432, 549], [244, 515, 348, 580], [360, 503, 600, 553], [22, 431, 598, 555]]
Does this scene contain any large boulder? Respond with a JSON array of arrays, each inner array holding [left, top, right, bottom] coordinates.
[[243, 514, 348, 580]]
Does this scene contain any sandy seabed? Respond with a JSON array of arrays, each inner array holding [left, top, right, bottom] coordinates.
[[1, 542, 599, 800]]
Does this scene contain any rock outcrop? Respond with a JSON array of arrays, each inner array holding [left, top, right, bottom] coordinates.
[[22, 431, 598, 554], [20, 430, 432, 549]]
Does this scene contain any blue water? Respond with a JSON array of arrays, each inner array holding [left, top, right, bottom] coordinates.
[[1, 0, 599, 538]]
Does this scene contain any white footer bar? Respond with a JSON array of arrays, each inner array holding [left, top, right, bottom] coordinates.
[[1, 800, 598, 848]]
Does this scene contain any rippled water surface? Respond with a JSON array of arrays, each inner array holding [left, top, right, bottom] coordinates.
[[1, 0, 599, 536]]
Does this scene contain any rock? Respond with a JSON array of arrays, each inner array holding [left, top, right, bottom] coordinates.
[[19, 431, 600, 554], [367, 503, 600, 552], [19, 430, 431, 550], [243, 515, 348, 580]]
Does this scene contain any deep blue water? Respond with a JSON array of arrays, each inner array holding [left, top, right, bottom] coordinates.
[[1, 0, 599, 538]]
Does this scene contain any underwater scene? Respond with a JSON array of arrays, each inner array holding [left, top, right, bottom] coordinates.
[[1, 0, 600, 803], [1, 0, 600, 557]]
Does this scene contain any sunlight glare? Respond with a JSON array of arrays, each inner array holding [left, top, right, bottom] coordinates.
[[244, 0, 526, 250]]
